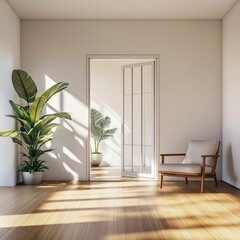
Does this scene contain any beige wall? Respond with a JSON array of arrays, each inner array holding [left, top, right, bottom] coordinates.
[[0, 0, 20, 186], [222, 1, 240, 188], [21, 20, 222, 181]]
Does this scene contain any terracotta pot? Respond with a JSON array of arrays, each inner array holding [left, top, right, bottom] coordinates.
[[91, 153, 102, 167], [22, 172, 43, 185]]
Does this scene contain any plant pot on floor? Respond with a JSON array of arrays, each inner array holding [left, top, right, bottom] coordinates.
[[91, 153, 102, 167], [22, 172, 43, 185]]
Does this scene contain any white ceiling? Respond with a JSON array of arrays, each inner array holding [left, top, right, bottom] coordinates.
[[7, 0, 238, 20]]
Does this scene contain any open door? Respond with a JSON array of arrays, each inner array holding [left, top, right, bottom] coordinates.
[[122, 61, 155, 178]]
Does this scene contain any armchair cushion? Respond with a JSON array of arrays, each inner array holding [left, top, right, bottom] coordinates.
[[182, 140, 219, 166], [159, 163, 212, 175]]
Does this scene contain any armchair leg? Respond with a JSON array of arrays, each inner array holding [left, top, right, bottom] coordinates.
[[160, 174, 163, 188], [214, 174, 218, 187], [185, 177, 188, 184], [201, 176, 205, 193]]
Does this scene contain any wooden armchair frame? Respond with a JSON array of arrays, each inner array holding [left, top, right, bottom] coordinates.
[[159, 142, 220, 193]]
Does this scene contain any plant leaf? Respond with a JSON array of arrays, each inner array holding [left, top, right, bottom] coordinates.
[[38, 133, 54, 143], [91, 109, 103, 126], [12, 69, 37, 103], [42, 82, 69, 102], [40, 123, 59, 136], [41, 112, 72, 120], [9, 101, 31, 123], [29, 96, 47, 123], [43, 148, 54, 153], [29, 149, 45, 158], [12, 137, 23, 146], [21, 132, 33, 145], [98, 116, 111, 129], [0, 130, 20, 137]]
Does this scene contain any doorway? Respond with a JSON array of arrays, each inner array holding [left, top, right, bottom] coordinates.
[[87, 55, 159, 181]]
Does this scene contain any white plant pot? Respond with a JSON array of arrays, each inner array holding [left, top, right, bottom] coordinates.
[[22, 172, 43, 185], [91, 153, 102, 167]]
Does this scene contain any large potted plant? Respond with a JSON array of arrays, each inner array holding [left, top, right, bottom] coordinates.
[[91, 109, 117, 166], [0, 69, 71, 184]]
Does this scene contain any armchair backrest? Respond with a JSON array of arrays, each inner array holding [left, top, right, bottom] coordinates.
[[182, 140, 220, 166]]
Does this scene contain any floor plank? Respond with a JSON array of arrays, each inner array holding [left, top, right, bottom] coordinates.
[[0, 181, 240, 240]]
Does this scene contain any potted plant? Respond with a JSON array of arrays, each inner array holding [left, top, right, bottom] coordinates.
[[0, 69, 71, 184], [90, 109, 117, 166]]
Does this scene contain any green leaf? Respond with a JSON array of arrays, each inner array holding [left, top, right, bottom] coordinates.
[[41, 112, 72, 120], [12, 69, 37, 103], [0, 130, 20, 137], [21, 132, 33, 145], [29, 82, 70, 124], [19, 159, 49, 172], [42, 82, 69, 102], [43, 148, 54, 153], [29, 149, 45, 158], [5, 115, 31, 131], [90, 109, 117, 149], [98, 116, 111, 129], [91, 109, 103, 126], [28, 119, 44, 138], [38, 133, 54, 143], [41, 115, 58, 127], [12, 137, 23, 146], [9, 100, 24, 119], [29, 96, 47, 123], [40, 123, 59, 136], [38, 139, 52, 149], [9, 101, 31, 122]]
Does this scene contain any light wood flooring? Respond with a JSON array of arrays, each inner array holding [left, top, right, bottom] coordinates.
[[91, 166, 139, 181], [91, 166, 122, 181], [0, 181, 240, 240], [90, 166, 152, 181]]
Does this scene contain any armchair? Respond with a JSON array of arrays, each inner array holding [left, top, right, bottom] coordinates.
[[159, 140, 220, 193]]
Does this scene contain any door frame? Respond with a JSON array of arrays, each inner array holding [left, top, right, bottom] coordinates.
[[86, 54, 160, 181]]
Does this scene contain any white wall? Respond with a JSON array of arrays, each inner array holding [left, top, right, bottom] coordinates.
[[222, 1, 240, 189], [91, 60, 126, 167], [21, 20, 222, 181], [0, 0, 20, 186]]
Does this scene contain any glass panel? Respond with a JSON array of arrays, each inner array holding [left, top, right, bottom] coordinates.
[[133, 146, 141, 173], [142, 93, 154, 146], [133, 95, 141, 145], [123, 62, 155, 177], [124, 145, 132, 172], [124, 68, 132, 95], [142, 146, 153, 174], [124, 95, 132, 144], [133, 66, 141, 94], [143, 64, 154, 93]]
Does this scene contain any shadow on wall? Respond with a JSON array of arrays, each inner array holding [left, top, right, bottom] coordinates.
[[226, 144, 237, 184], [42, 74, 87, 182], [91, 93, 121, 166]]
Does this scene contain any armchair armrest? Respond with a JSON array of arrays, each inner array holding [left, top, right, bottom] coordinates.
[[160, 153, 186, 164], [201, 154, 220, 175], [160, 153, 186, 157], [201, 154, 219, 158]]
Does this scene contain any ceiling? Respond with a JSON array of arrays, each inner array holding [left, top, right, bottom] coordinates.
[[7, 0, 238, 20]]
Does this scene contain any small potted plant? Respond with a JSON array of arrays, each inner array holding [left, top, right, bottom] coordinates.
[[91, 109, 117, 166], [0, 69, 71, 184]]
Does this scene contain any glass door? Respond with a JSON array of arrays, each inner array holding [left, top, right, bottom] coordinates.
[[122, 61, 155, 178]]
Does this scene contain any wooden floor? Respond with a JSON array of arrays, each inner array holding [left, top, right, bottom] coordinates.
[[0, 181, 240, 240], [91, 166, 122, 181], [91, 166, 140, 181], [90, 166, 152, 181]]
